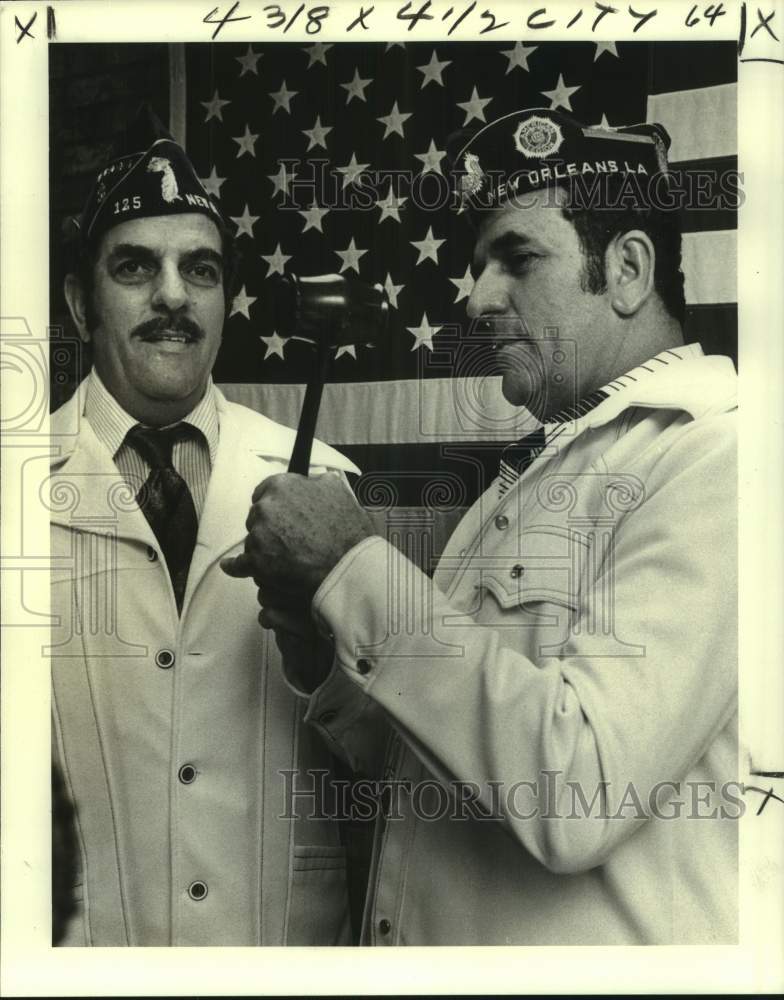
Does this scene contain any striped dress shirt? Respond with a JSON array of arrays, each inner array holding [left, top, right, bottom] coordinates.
[[498, 344, 699, 498], [83, 370, 219, 519]]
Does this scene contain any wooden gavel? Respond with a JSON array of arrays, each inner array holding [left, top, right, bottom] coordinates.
[[270, 273, 389, 475]]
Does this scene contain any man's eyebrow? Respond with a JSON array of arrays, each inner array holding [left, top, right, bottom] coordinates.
[[106, 243, 224, 271], [180, 247, 224, 269], [489, 231, 534, 254], [107, 243, 159, 261], [472, 231, 534, 270]]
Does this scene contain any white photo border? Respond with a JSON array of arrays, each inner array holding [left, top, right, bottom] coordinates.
[[1, 0, 783, 994]]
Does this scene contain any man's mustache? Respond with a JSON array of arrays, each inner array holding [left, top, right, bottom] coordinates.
[[470, 316, 533, 342], [471, 315, 534, 350], [132, 315, 205, 341]]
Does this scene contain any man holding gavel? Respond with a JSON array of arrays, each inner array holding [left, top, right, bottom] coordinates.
[[51, 106, 357, 946], [222, 109, 739, 945]]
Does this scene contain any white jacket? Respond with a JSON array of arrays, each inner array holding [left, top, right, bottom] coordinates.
[[302, 348, 739, 945], [50, 382, 359, 946]]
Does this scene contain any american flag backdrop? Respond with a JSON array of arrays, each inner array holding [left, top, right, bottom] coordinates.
[[50, 40, 736, 561], [181, 39, 737, 553]]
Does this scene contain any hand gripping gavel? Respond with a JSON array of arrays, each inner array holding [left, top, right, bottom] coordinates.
[[270, 273, 389, 475]]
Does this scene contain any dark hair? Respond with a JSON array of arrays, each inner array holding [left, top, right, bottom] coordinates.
[[69, 216, 241, 332], [560, 177, 686, 325]]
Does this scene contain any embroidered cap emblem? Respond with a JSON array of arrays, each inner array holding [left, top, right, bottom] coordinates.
[[513, 115, 564, 159], [460, 151, 485, 196], [147, 156, 183, 204]]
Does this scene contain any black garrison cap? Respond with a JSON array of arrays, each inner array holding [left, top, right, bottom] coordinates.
[[449, 107, 671, 215], [76, 104, 230, 245]]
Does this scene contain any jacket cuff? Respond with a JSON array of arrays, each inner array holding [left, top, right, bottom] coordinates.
[[302, 663, 378, 759], [274, 627, 374, 752], [312, 536, 418, 688]]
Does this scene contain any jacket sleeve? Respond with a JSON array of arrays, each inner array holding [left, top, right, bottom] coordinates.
[[307, 412, 738, 874], [274, 466, 396, 778]]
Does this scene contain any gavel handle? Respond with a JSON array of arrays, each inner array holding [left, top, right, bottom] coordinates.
[[288, 339, 332, 476]]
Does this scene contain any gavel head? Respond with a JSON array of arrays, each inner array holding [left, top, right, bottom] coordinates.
[[269, 273, 389, 348]]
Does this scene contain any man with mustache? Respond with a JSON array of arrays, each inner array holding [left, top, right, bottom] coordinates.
[[50, 107, 358, 946], [223, 109, 739, 944]]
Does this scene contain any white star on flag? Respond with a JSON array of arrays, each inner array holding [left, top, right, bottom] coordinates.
[[235, 45, 262, 76], [303, 42, 332, 67], [302, 115, 333, 151], [501, 42, 537, 74], [383, 273, 404, 310], [411, 226, 446, 266], [231, 286, 257, 320], [594, 41, 619, 60], [298, 203, 330, 234], [270, 80, 298, 114], [230, 204, 259, 238], [377, 185, 407, 224], [335, 238, 368, 274], [335, 345, 357, 360], [261, 243, 293, 277], [416, 50, 451, 88], [232, 124, 259, 159], [377, 101, 412, 140], [341, 69, 373, 104], [268, 163, 297, 198], [201, 90, 230, 123], [414, 139, 447, 175], [457, 86, 493, 125], [543, 73, 581, 112], [449, 265, 475, 303], [594, 112, 613, 129], [260, 331, 287, 360], [407, 313, 441, 352], [200, 167, 226, 198], [385, 42, 406, 50], [337, 152, 370, 188]]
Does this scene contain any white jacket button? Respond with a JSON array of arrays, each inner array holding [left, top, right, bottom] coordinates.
[[155, 649, 175, 669], [378, 918, 391, 936], [357, 658, 372, 675], [494, 515, 509, 530], [188, 880, 208, 901], [178, 764, 197, 784], [510, 564, 524, 579]]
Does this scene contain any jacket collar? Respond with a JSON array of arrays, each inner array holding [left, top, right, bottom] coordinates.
[[190, 390, 358, 577], [580, 345, 737, 431], [50, 380, 360, 473], [49, 382, 156, 545], [49, 382, 360, 561]]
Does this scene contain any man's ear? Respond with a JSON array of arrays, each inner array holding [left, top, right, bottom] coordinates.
[[64, 273, 92, 343], [606, 230, 655, 317]]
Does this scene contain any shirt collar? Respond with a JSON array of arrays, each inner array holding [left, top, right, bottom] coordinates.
[[84, 369, 220, 464]]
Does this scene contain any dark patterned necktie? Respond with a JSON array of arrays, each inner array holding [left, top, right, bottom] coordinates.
[[126, 423, 199, 614]]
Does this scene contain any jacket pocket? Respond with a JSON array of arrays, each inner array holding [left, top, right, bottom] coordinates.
[[50, 532, 161, 585], [478, 526, 586, 611], [286, 845, 351, 946]]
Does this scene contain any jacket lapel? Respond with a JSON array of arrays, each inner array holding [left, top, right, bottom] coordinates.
[[191, 389, 361, 581], [49, 387, 156, 548], [188, 398, 284, 584], [51, 382, 361, 589]]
